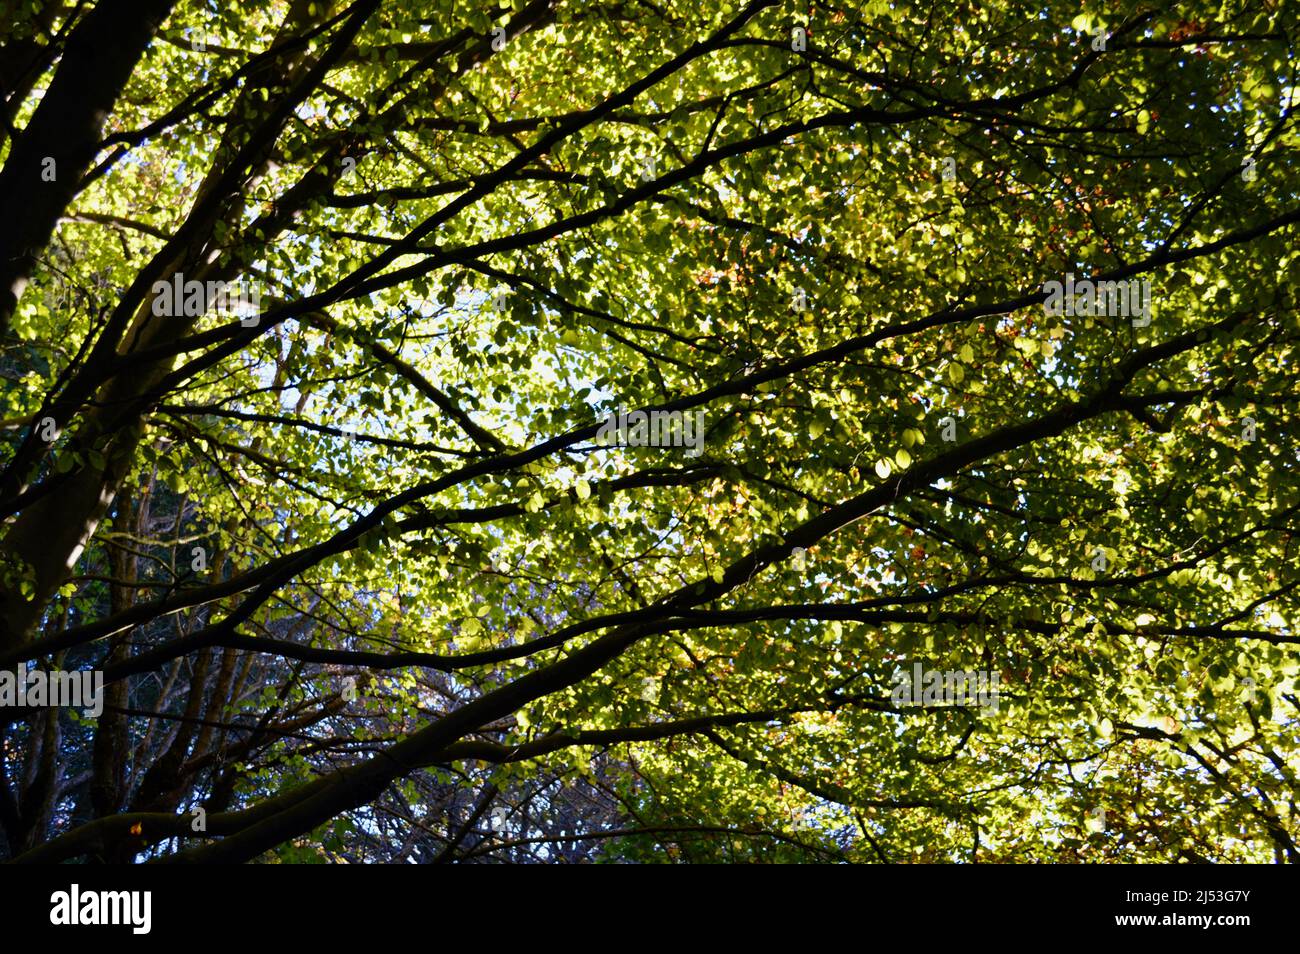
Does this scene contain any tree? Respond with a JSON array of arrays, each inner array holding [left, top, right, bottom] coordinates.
[[1, 0, 1297, 864]]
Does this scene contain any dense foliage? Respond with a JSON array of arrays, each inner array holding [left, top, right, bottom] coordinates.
[[1, 0, 1297, 863]]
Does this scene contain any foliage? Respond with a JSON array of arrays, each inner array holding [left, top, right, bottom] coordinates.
[[0, 0, 1297, 863]]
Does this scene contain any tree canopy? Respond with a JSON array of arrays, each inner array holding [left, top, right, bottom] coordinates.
[[1, 0, 1297, 863]]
